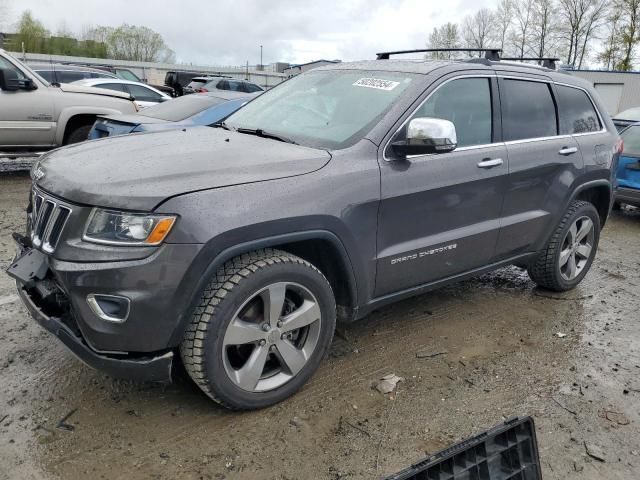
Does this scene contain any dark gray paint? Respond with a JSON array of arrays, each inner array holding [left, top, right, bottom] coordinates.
[[19, 59, 618, 359]]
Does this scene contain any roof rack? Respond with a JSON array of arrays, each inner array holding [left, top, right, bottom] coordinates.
[[376, 48, 501, 61], [500, 57, 560, 69], [375, 49, 560, 70]]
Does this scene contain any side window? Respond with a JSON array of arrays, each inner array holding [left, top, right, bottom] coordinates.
[[96, 83, 126, 92], [411, 77, 493, 148], [35, 70, 53, 82], [217, 80, 229, 90], [245, 83, 262, 93], [126, 84, 162, 102], [58, 71, 91, 83], [556, 85, 602, 134], [0, 57, 27, 80], [502, 79, 557, 141]]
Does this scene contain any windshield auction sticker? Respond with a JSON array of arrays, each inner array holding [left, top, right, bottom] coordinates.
[[353, 78, 400, 91]]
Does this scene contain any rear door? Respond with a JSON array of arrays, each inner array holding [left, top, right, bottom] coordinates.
[[555, 83, 610, 174], [494, 75, 583, 259], [376, 74, 508, 296]]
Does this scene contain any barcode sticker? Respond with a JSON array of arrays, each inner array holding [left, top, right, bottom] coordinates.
[[353, 78, 400, 91]]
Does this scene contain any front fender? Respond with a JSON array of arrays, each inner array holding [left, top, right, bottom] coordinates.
[[164, 229, 359, 347], [55, 106, 135, 145]]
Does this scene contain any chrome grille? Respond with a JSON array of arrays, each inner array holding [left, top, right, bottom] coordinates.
[[30, 188, 72, 253]]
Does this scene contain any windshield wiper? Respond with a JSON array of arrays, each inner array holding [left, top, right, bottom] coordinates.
[[212, 121, 231, 131], [236, 127, 298, 145]]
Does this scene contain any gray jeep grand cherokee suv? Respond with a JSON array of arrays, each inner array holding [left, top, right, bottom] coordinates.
[[8, 51, 620, 409]]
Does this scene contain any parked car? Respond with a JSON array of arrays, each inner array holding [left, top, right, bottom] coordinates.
[[8, 52, 619, 410], [615, 123, 640, 208], [31, 64, 118, 84], [70, 79, 171, 109], [612, 107, 640, 132], [164, 70, 208, 96], [0, 49, 137, 151], [89, 91, 258, 139], [191, 76, 264, 94], [183, 76, 226, 95]]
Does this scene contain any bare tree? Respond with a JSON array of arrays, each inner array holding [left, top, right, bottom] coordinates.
[[494, 0, 514, 54], [617, 0, 640, 70], [511, 0, 536, 58], [462, 8, 496, 55], [598, 11, 623, 68], [427, 22, 461, 59], [530, 0, 560, 60], [558, 0, 609, 67]]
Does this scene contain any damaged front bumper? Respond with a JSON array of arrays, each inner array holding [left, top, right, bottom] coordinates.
[[8, 234, 174, 383]]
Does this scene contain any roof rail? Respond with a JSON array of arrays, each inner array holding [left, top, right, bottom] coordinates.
[[500, 57, 560, 69], [376, 48, 502, 61]]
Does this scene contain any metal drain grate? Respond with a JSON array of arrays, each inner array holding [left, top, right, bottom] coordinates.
[[385, 417, 541, 480]]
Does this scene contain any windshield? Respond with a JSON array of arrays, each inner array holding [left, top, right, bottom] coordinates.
[[138, 94, 224, 121], [224, 70, 417, 149], [615, 108, 640, 121], [622, 125, 640, 156]]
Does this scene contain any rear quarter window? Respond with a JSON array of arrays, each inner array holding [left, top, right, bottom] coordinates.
[[556, 85, 602, 134], [501, 79, 557, 141]]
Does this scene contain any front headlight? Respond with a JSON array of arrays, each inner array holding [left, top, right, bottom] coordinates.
[[83, 209, 177, 246]]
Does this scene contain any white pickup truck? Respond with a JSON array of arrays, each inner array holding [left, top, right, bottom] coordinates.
[[0, 49, 137, 153]]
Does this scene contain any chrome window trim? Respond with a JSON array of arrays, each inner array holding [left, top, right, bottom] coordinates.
[[383, 74, 497, 162]]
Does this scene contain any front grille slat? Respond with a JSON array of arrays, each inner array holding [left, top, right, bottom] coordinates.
[[29, 187, 73, 253]]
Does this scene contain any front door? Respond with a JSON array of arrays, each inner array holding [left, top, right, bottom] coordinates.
[[0, 56, 55, 148], [375, 75, 507, 297]]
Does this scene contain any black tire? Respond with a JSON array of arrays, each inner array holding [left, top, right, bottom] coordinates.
[[527, 200, 600, 292], [180, 248, 336, 410], [64, 124, 92, 145]]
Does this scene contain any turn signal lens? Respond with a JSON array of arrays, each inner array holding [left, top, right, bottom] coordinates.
[[145, 217, 176, 244]]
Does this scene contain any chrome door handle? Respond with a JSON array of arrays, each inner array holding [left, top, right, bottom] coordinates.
[[558, 146, 578, 155], [477, 158, 503, 168]]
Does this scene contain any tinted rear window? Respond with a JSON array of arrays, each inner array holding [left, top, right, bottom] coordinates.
[[137, 94, 224, 121], [502, 79, 557, 141], [556, 85, 601, 134]]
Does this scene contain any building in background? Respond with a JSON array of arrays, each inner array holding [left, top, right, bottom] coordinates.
[[570, 70, 640, 116]]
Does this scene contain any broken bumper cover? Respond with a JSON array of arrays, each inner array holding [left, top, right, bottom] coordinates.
[[16, 281, 174, 383], [616, 187, 640, 207]]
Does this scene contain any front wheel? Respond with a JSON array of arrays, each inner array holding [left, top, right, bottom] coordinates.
[[528, 200, 600, 291], [180, 249, 336, 409]]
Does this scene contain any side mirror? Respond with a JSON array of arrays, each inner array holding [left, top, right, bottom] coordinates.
[[391, 117, 457, 158], [0, 68, 20, 91]]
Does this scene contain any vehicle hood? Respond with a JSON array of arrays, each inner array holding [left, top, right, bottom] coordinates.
[[58, 82, 133, 100], [100, 113, 168, 126], [35, 127, 331, 211]]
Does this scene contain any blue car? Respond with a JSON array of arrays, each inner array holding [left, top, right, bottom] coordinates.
[[89, 90, 258, 139], [616, 124, 640, 208]]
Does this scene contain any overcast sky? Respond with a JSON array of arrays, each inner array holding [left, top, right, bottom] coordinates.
[[2, 0, 494, 66]]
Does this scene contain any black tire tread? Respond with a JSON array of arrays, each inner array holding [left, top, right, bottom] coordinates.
[[179, 248, 332, 409], [527, 200, 596, 291]]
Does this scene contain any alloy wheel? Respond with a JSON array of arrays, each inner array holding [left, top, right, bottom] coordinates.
[[559, 216, 594, 281], [222, 282, 322, 392]]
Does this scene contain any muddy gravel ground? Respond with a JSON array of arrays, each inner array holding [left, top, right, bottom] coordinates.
[[0, 172, 639, 480]]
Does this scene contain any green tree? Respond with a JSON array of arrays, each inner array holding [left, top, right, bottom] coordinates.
[[617, 0, 640, 70], [13, 10, 48, 52]]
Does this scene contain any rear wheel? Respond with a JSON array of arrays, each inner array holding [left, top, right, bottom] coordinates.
[[180, 249, 336, 409], [528, 200, 600, 291]]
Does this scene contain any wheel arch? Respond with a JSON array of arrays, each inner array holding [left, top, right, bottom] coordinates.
[[56, 106, 126, 145], [570, 180, 613, 227], [167, 230, 359, 347]]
